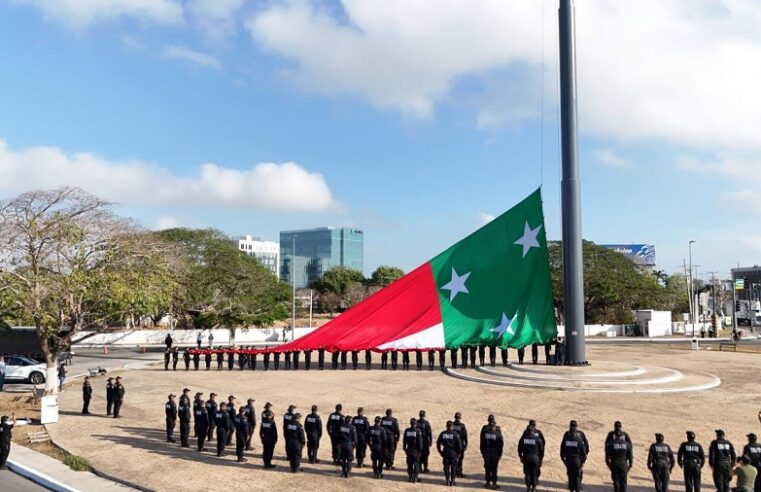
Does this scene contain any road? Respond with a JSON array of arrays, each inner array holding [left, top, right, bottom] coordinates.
[[0, 468, 49, 492]]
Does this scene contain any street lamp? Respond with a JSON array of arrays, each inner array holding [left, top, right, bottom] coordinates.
[[291, 235, 297, 342], [688, 240, 696, 337]]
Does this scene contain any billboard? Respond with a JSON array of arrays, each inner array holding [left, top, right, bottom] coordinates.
[[601, 244, 656, 266]]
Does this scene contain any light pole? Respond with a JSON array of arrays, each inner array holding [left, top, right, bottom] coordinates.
[[292, 235, 297, 341], [688, 240, 695, 336]]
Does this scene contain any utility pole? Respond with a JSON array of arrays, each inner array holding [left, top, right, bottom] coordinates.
[[683, 260, 693, 334], [688, 241, 695, 336], [292, 235, 297, 341], [559, 0, 586, 365]]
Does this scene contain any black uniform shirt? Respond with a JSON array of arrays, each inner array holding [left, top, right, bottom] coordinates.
[[678, 441, 705, 466], [260, 418, 278, 442], [606, 437, 633, 464], [83, 382, 92, 399], [165, 400, 177, 420], [178, 401, 191, 422], [0, 422, 13, 444], [709, 439, 736, 466], [338, 422, 357, 447], [283, 411, 294, 432], [403, 426, 423, 454], [285, 423, 306, 446], [233, 415, 248, 438], [517, 431, 541, 460], [328, 411, 343, 436], [205, 400, 218, 417], [352, 415, 370, 440], [452, 421, 468, 449], [305, 413, 322, 437], [437, 430, 463, 457], [369, 425, 389, 450], [195, 409, 209, 427], [561, 433, 588, 461], [648, 443, 675, 468], [214, 411, 231, 431], [417, 419, 433, 447], [381, 416, 400, 442]]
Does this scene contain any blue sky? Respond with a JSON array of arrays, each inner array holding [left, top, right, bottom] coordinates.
[[1, 0, 760, 279]]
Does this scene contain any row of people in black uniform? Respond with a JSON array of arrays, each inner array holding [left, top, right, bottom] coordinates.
[[165, 342, 562, 372], [80, 376, 126, 418], [161, 393, 761, 492]]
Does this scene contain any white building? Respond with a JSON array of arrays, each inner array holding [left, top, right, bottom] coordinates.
[[238, 235, 280, 277]]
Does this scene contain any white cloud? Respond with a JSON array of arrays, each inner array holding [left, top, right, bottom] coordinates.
[[11, 0, 183, 30], [0, 139, 337, 213], [246, 0, 761, 151], [163, 45, 222, 71], [186, 0, 245, 41], [478, 213, 495, 226], [155, 216, 180, 230], [592, 149, 632, 169]]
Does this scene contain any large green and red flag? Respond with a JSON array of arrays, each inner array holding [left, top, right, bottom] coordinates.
[[276, 189, 556, 351]]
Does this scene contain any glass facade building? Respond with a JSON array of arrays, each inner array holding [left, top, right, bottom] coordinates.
[[280, 227, 364, 288]]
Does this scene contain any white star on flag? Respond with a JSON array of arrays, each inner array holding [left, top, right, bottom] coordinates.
[[514, 221, 543, 258], [440, 267, 471, 302], [491, 312, 515, 338]]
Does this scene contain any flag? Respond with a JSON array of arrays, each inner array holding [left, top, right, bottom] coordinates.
[[276, 189, 556, 352]]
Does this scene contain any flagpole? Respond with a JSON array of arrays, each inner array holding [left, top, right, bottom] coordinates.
[[559, 0, 587, 365]]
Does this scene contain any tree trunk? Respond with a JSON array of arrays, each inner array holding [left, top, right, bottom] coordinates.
[[37, 330, 59, 394]]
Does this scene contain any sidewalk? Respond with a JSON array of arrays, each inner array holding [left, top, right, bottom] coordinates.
[[8, 443, 135, 491]]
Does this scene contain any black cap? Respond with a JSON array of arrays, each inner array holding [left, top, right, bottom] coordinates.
[[570, 420, 578, 427], [686, 431, 695, 439], [748, 433, 757, 440], [528, 419, 536, 426], [182, 388, 190, 392]]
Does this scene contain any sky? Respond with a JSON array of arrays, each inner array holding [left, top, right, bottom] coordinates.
[[1, 0, 760, 279]]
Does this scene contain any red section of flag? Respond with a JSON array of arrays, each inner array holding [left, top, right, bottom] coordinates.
[[275, 262, 442, 352]]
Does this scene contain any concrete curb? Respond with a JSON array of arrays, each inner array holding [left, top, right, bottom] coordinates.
[[6, 457, 79, 492]]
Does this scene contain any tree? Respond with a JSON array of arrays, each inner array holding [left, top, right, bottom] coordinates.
[[311, 266, 365, 296], [549, 240, 666, 324], [369, 265, 405, 287], [157, 228, 290, 344], [0, 188, 173, 392]]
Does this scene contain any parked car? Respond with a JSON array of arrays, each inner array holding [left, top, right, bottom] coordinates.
[[3, 355, 47, 384]]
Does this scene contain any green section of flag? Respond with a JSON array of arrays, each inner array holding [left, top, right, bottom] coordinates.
[[429, 189, 557, 349]]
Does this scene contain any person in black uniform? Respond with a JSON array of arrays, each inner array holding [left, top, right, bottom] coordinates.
[[112, 377, 125, 418], [318, 348, 325, 370], [482, 416, 506, 490], [648, 433, 675, 492], [204, 350, 212, 370], [291, 350, 297, 370], [417, 410, 433, 473], [709, 429, 736, 492], [461, 345, 469, 368], [0, 414, 17, 469], [518, 346, 525, 364], [437, 420, 463, 487], [81, 376, 92, 414], [243, 398, 256, 450], [282, 404, 296, 457], [478, 345, 486, 366], [391, 351, 399, 370], [517, 420, 544, 492], [304, 349, 312, 370], [165, 333, 173, 349], [339, 351, 347, 370], [450, 348, 458, 368], [369, 416, 390, 479], [556, 337, 566, 365], [328, 404, 345, 465], [402, 351, 410, 370], [260, 410, 278, 468], [561, 420, 589, 492], [172, 347, 179, 370], [106, 377, 114, 415], [192, 349, 200, 370], [233, 406, 249, 462], [284, 351, 292, 370], [226, 349, 234, 370], [488, 345, 496, 367], [678, 431, 705, 492], [331, 350, 339, 370], [196, 400, 209, 451], [606, 421, 633, 447], [338, 415, 357, 478], [305, 405, 322, 464], [544, 342, 552, 365], [353, 408, 370, 468], [226, 396, 237, 445], [403, 417, 423, 483], [164, 348, 171, 370], [381, 351, 388, 370], [178, 392, 191, 448], [531, 343, 539, 364], [428, 350, 435, 370], [501, 347, 508, 367], [263, 349, 271, 371], [351, 350, 359, 370], [238, 348, 247, 370], [216, 349, 224, 370], [183, 349, 191, 370], [606, 427, 633, 492], [214, 402, 232, 457], [743, 433, 761, 492], [439, 349, 446, 371], [192, 392, 202, 438], [165, 394, 177, 443], [365, 350, 372, 370], [452, 412, 468, 478], [285, 412, 306, 472], [274, 351, 281, 370], [205, 393, 218, 441], [381, 408, 401, 470]]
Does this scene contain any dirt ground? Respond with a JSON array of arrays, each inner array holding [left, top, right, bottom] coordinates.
[[47, 345, 761, 492]]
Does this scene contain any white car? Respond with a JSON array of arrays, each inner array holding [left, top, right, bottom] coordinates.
[[3, 355, 47, 385]]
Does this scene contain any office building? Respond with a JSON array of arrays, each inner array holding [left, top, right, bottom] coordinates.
[[280, 227, 364, 289], [238, 235, 280, 277]]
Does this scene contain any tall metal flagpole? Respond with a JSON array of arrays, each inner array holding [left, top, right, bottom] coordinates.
[[292, 235, 297, 341], [559, 0, 586, 365]]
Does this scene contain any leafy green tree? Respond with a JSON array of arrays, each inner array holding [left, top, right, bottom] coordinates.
[[311, 266, 366, 296], [157, 228, 290, 343], [369, 265, 405, 287]]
